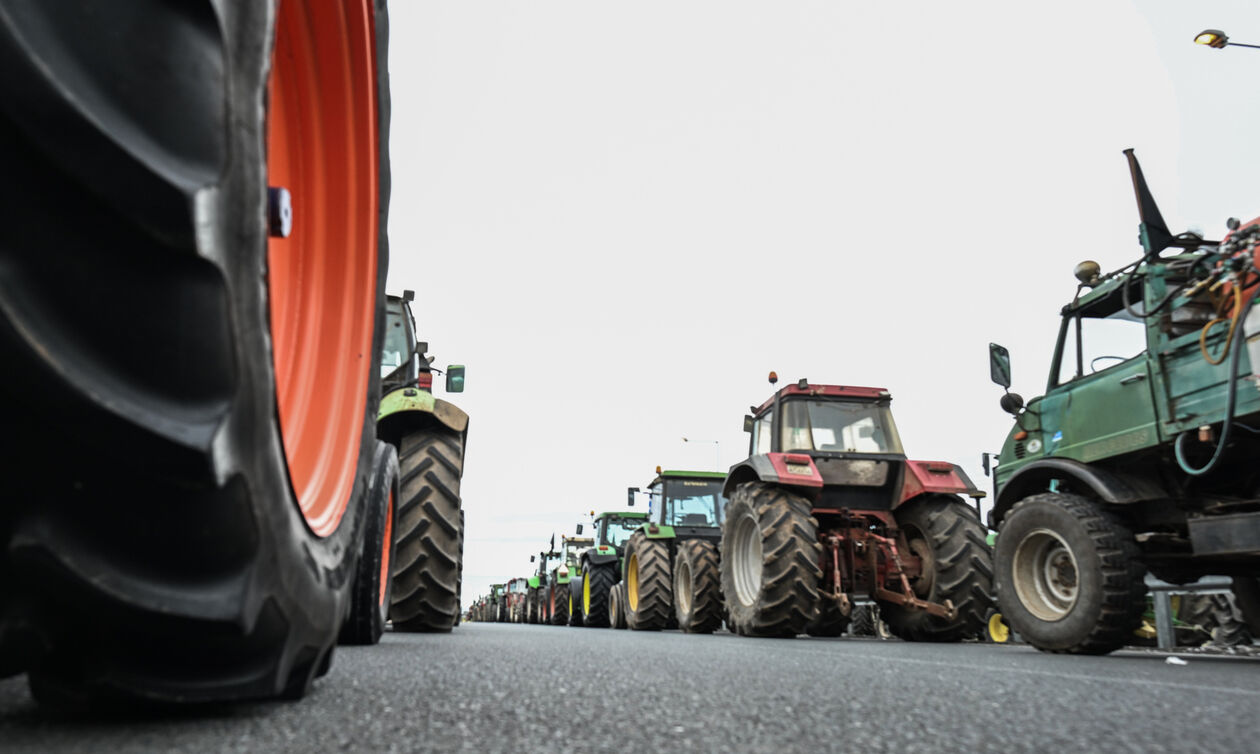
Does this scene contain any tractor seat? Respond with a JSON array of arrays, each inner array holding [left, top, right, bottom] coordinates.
[[679, 513, 710, 526]]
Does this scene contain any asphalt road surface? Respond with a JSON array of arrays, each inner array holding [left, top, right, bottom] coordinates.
[[1, 623, 1256, 753]]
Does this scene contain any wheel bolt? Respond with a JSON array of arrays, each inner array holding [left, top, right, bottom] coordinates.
[[268, 186, 293, 238]]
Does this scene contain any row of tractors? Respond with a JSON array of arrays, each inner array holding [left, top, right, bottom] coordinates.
[[467, 152, 1260, 653]]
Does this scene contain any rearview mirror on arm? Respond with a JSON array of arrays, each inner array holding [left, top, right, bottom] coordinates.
[[989, 343, 1012, 389], [446, 365, 465, 393]]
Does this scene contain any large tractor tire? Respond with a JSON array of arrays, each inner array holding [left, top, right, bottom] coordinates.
[[608, 583, 628, 629], [340, 442, 400, 646], [673, 539, 723, 634], [881, 496, 993, 642], [569, 582, 585, 627], [0, 0, 390, 704], [549, 582, 569, 625], [1179, 593, 1252, 647], [995, 493, 1146, 654], [581, 562, 616, 628], [1232, 577, 1260, 636], [624, 532, 673, 631], [389, 429, 464, 632], [849, 604, 875, 636], [721, 483, 821, 637], [806, 600, 850, 638]]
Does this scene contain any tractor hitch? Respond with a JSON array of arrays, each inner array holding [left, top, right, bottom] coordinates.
[[819, 528, 958, 621]]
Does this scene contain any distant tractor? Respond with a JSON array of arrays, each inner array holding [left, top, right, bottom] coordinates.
[[721, 375, 992, 639], [376, 291, 469, 632], [568, 512, 649, 627], [527, 545, 563, 624], [549, 534, 593, 625], [986, 150, 1260, 654], [490, 583, 508, 623], [621, 470, 728, 633], [506, 578, 530, 623]]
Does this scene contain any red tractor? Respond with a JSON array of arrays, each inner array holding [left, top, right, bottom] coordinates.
[[721, 375, 993, 639]]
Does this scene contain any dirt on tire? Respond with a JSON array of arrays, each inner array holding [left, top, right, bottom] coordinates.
[[720, 482, 821, 637], [390, 430, 465, 632]]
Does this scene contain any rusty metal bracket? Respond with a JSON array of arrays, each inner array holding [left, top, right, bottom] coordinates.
[[866, 530, 958, 621]]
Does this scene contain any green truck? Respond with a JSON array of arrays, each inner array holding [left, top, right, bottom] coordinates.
[[986, 150, 1260, 654], [568, 511, 649, 627], [619, 470, 728, 632]]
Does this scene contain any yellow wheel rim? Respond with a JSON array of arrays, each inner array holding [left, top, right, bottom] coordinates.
[[569, 594, 573, 616], [583, 571, 591, 614], [627, 553, 639, 611], [988, 612, 1011, 643]]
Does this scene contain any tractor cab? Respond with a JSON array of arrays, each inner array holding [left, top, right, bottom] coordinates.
[[729, 378, 910, 511], [530, 547, 562, 587], [643, 470, 728, 538], [557, 535, 593, 583], [593, 511, 648, 556], [380, 290, 466, 395]]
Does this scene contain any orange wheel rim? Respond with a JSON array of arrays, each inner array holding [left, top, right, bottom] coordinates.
[[267, 0, 379, 536], [378, 489, 394, 606]]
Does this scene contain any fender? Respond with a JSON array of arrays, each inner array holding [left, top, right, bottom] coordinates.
[[585, 549, 618, 567], [901, 461, 984, 504], [378, 386, 469, 437], [992, 457, 1168, 527], [643, 524, 675, 540], [527, 576, 540, 589], [723, 454, 823, 497]]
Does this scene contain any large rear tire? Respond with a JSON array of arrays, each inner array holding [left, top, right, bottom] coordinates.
[[994, 493, 1146, 654], [806, 600, 850, 637], [609, 583, 628, 629], [0, 0, 390, 703], [881, 496, 993, 642], [389, 430, 464, 632], [340, 442, 400, 646], [1232, 577, 1260, 636], [625, 533, 672, 631], [569, 582, 585, 627], [581, 562, 616, 628], [720, 483, 821, 637], [549, 581, 569, 625], [674, 539, 723, 634]]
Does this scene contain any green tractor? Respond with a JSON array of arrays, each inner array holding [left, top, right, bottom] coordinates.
[[547, 533, 593, 626], [986, 150, 1260, 654], [568, 511, 649, 627], [527, 544, 563, 624], [377, 290, 469, 632], [619, 470, 728, 633], [487, 583, 507, 623]]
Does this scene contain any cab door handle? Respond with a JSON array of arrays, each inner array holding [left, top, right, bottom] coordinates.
[[1120, 373, 1147, 385]]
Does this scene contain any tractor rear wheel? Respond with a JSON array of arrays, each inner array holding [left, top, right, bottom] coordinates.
[[1233, 577, 1260, 636], [806, 600, 850, 637], [625, 533, 673, 631], [882, 495, 993, 642], [849, 604, 875, 637], [389, 429, 465, 632], [995, 493, 1146, 654], [340, 442, 400, 646], [581, 562, 616, 628], [0, 0, 389, 704], [550, 583, 569, 625], [721, 483, 821, 637], [569, 582, 585, 626], [674, 539, 723, 634]]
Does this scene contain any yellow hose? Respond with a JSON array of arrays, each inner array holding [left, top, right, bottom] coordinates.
[[1200, 283, 1242, 366]]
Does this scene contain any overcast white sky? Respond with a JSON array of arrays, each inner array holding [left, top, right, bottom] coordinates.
[[382, 1, 1260, 608]]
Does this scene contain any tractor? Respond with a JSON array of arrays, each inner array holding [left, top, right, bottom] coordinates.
[[527, 544, 563, 624], [986, 150, 1260, 654], [485, 583, 507, 623], [506, 577, 530, 623], [720, 374, 992, 639], [620, 470, 728, 632], [377, 290, 469, 632], [568, 511, 649, 627], [548, 534, 593, 626]]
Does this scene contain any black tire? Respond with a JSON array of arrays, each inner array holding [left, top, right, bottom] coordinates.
[[624, 533, 672, 631], [453, 509, 464, 629], [806, 600, 850, 637], [340, 442, 401, 646], [1180, 593, 1252, 647], [549, 581, 569, 625], [995, 493, 1146, 654], [389, 430, 464, 632], [849, 604, 875, 637], [581, 562, 616, 628], [720, 483, 821, 637], [0, 0, 390, 704], [569, 580, 585, 627], [881, 496, 993, 642], [1232, 577, 1260, 636], [674, 539, 723, 634], [608, 583, 628, 629]]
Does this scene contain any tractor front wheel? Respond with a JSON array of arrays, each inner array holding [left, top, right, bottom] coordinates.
[[550, 583, 569, 625], [995, 493, 1146, 654], [339, 442, 400, 646], [569, 581, 585, 627], [609, 583, 628, 629], [390, 430, 465, 632], [674, 539, 723, 634], [720, 483, 821, 637], [581, 563, 617, 627], [881, 495, 993, 642], [625, 533, 673, 631]]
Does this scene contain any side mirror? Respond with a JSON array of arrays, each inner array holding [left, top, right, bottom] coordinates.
[[999, 392, 1025, 415], [575, 524, 583, 535], [627, 487, 639, 507], [743, 415, 754, 433], [403, 289, 415, 302], [416, 341, 428, 355], [530, 555, 535, 562], [989, 343, 1012, 389], [446, 365, 465, 393]]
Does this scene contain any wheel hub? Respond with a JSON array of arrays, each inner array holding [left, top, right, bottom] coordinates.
[[675, 557, 693, 615], [627, 554, 639, 611], [1012, 528, 1079, 621], [731, 512, 764, 606]]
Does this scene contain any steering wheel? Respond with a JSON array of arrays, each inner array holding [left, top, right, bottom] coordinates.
[[1090, 355, 1126, 373]]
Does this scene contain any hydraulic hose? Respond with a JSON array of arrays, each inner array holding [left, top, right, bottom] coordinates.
[[1175, 290, 1258, 476]]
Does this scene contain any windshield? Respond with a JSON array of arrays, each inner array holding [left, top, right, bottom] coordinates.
[[381, 299, 413, 378], [663, 479, 726, 527], [780, 399, 903, 454], [602, 517, 643, 547]]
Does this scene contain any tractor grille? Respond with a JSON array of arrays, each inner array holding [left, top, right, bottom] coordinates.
[[1013, 441, 1025, 459]]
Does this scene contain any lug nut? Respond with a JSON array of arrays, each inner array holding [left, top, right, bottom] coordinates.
[[268, 186, 293, 238]]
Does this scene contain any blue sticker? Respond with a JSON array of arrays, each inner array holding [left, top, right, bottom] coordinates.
[[1051, 431, 1063, 444]]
